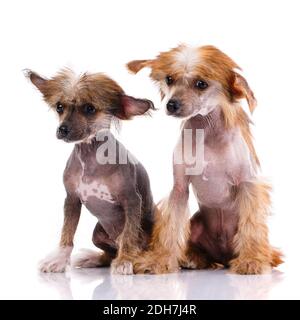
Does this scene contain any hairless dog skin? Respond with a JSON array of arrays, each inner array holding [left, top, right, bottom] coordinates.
[[25, 68, 155, 275]]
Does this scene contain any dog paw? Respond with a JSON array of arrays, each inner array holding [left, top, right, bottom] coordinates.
[[72, 249, 101, 268], [180, 254, 209, 270], [72, 249, 112, 268], [209, 262, 224, 270], [229, 258, 271, 275], [134, 258, 179, 274], [39, 247, 72, 273], [111, 260, 133, 275], [180, 258, 223, 270], [180, 259, 198, 269]]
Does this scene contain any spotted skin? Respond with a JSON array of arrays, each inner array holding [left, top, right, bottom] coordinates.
[[64, 135, 155, 259]]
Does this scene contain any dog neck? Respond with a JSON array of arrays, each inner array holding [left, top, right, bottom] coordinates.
[[187, 105, 234, 147], [189, 106, 222, 129], [75, 129, 111, 153]]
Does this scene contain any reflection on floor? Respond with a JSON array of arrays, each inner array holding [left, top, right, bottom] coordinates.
[[38, 268, 284, 300]]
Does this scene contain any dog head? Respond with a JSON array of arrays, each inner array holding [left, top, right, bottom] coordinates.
[[25, 68, 154, 142], [127, 44, 256, 119]]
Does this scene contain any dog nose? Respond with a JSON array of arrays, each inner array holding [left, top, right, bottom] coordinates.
[[167, 99, 180, 113], [58, 125, 70, 137]]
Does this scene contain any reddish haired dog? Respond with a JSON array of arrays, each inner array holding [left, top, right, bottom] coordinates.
[[26, 68, 155, 274], [127, 45, 283, 274]]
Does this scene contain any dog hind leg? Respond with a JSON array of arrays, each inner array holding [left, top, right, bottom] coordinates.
[[229, 180, 283, 274], [72, 223, 116, 268]]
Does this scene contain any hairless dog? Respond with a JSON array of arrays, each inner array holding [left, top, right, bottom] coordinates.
[[25, 68, 155, 275]]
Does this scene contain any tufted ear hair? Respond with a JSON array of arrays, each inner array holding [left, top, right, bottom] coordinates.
[[231, 72, 257, 113], [126, 59, 152, 74], [114, 95, 155, 120], [24, 69, 49, 94]]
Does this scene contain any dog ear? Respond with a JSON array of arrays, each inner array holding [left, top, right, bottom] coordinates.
[[126, 60, 152, 74], [24, 69, 48, 94], [231, 72, 257, 113], [115, 95, 155, 120]]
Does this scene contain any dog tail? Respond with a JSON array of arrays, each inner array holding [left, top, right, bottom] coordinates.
[[133, 196, 190, 274], [271, 247, 284, 267]]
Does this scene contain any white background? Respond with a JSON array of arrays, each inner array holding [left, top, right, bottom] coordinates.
[[0, 0, 300, 299]]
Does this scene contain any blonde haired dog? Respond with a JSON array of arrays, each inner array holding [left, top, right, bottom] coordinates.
[[127, 44, 283, 274]]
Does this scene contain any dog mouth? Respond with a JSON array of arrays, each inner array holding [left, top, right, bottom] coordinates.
[[167, 112, 182, 118], [58, 136, 81, 143], [166, 108, 193, 119], [170, 114, 186, 119], [56, 129, 90, 143], [60, 136, 76, 143], [166, 108, 185, 118]]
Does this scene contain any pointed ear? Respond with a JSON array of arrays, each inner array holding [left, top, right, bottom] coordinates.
[[115, 95, 155, 120], [231, 72, 257, 113], [24, 69, 48, 93], [126, 60, 152, 74]]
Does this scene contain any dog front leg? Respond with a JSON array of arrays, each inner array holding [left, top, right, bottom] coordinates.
[[152, 182, 191, 273], [111, 194, 142, 275], [39, 194, 81, 273], [133, 162, 191, 274]]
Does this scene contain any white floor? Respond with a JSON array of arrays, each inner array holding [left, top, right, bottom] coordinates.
[[0, 262, 298, 299]]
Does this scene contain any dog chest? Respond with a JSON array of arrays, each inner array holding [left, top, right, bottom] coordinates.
[[190, 135, 254, 208], [76, 176, 125, 238], [76, 179, 115, 204]]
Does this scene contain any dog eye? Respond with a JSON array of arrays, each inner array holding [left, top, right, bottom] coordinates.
[[165, 76, 174, 86], [83, 103, 96, 115], [56, 103, 64, 114], [195, 80, 208, 90]]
